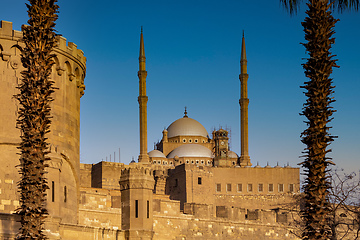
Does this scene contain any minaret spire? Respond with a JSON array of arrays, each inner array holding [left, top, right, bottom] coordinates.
[[239, 32, 251, 166], [138, 27, 149, 163]]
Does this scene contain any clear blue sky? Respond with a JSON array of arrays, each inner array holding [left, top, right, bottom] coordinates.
[[2, 1, 359, 173]]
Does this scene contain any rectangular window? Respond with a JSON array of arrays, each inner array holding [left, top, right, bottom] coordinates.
[[147, 200, 149, 218], [237, 184, 242, 192], [278, 184, 284, 193], [198, 177, 202, 185], [289, 184, 294, 193], [216, 183, 221, 192], [52, 181, 55, 202], [227, 184, 232, 192], [248, 184, 253, 192], [258, 183, 263, 192], [268, 183, 274, 192], [135, 200, 139, 218]]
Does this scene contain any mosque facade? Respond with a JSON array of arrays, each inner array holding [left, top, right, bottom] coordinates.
[[0, 20, 303, 239]]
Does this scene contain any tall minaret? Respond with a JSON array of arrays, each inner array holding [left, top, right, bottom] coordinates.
[[138, 27, 149, 163], [239, 32, 252, 166]]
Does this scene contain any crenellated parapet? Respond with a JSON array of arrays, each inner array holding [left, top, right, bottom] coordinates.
[[0, 20, 86, 96], [120, 163, 155, 191]]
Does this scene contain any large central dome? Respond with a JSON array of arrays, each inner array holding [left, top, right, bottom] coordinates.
[[167, 117, 208, 138]]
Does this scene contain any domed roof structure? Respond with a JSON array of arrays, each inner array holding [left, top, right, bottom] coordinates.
[[148, 150, 166, 158], [167, 117, 208, 138], [228, 151, 239, 159], [167, 144, 214, 159]]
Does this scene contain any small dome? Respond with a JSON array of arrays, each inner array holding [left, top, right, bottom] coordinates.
[[167, 144, 214, 158], [228, 151, 239, 159], [167, 117, 208, 138], [148, 150, 166, 158]]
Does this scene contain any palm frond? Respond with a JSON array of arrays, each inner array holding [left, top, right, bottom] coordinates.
[[280, 0, 303, 15], [331, 0, 359, 12]]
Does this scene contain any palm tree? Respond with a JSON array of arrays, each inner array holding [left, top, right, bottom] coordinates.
[[280, 0, 359, 239], [15, 0, 59, 239]]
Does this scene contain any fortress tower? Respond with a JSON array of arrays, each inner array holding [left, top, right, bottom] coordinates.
[[239, 33, 252, 166], [0, 20, 86, 224], [138, 27, 150, 163], [120, 163, 155, 239]]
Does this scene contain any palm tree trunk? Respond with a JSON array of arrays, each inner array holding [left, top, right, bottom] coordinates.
[[300, 0, 338, 239], [15, 0, 59, 239]]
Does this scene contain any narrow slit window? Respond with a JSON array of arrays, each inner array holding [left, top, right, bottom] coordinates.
[[64, 186, 67, 203], [135, 200, 139, 218], [147, 200, 149, 218], [52, 181, 55, 202], [175, 179, 178, 187], [198, 177, 202, 185]]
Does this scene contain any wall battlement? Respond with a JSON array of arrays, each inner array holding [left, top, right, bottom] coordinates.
[[0, 20, 86, 96], [120, 164, 153, 177], [0, 20, 86, 69]]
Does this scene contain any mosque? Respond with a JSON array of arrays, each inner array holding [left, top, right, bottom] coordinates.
[[0, 20, 300, 239]]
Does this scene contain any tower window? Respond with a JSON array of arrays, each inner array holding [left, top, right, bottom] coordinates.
[[198, 177, 202, 185], [147, 200, 150, 218], [237, 184, 242, 192], [189, 139, 192, 143], [195, 139, 198, 143], [227, 184, 232, 192], [135, 200, 139, 218], [183, 139, 186, 143], [269, 184, 274, 192], [216, 183, 221, 192], [196, 160, 199, 164], [191, 160, 194, 164], [201, 160, 204, 164], [247, 184, 253, 192], [64, 186, 67, 203], [52, 181, 55, 202], [186, 160, 189, 164], [258, 183, 263, 192]]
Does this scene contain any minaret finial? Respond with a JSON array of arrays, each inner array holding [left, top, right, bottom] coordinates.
[[184, 106, 188, 118], [141, 26, 143, 33], [242, 30, 244, 38]]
